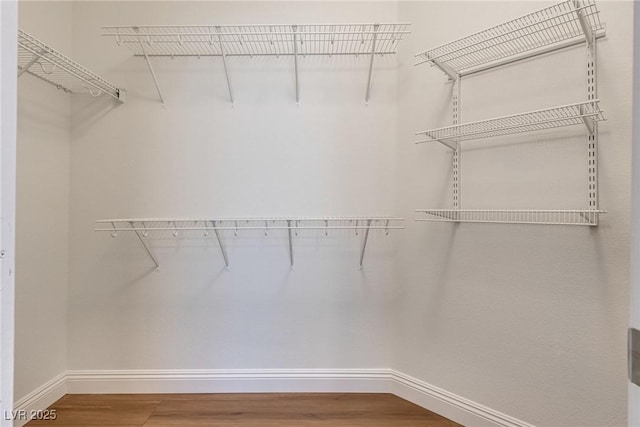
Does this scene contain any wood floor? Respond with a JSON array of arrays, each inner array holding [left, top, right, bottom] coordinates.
[[24, 393, 462, 426]]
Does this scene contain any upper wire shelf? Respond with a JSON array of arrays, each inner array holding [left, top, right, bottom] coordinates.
[[415, 100, 604, 147], [102, 23, 410, 57], [415, 0, 605, 76], [18, 29, 125, 102]]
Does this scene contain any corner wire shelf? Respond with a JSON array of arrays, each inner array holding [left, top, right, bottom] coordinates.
[[415, 100, 604, 147], [101, 23, 410, 106], [95, 217, 404, 270], [18, 29, 125, 102], [415, 209, 606, 226], [413, 0, 605, 227], [414, 0, 605, 78]]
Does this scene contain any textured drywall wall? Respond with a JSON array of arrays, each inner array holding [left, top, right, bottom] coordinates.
[[67, 1, 400, 371], [395, 1, 632, 426], [15, 1, 71, 402]]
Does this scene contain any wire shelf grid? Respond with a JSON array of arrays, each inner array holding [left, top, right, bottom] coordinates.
[[416, 209, 605, 226], [415, 100, 604, 144], [18, 29, 124, 101], [102, 23, 410, 57], [96, 217, 404, 233], [96, 217, 404, 269], [415, 0, 604, 73]]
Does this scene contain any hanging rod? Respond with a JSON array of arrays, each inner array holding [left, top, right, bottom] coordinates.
[[416, 209, 605, 226], [96, 217, 404, 270], [415, 0, 605, 76], [102, 23, 410, 105], [17, 29, 125, 102], [415, 100, 605, 146]]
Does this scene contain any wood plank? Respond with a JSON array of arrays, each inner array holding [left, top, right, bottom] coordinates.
[[24, 393, 462, 427]]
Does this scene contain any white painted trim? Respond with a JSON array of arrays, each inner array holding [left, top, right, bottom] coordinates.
[[12, 373, 66, 427], [17, 369, 533, 427], [66, 369, 393, 394], [390, 371, 535, 427], [61, 369, 533, 426]]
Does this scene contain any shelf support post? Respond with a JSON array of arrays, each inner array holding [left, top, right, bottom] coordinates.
[[574, 0, 594, 47], [130, 221, 160, 270], [452, 76, 461, 214], [17, 51, 43, 77], [211, 221, 230, 271], [293, 25, 300, 104], [135, 27, 166, 107], [586, 30, 599, 224], [359, 219, 372, 269], [216, 27, 235, 106], [365, 24, 379, 104], [287, 220, 294, 269]]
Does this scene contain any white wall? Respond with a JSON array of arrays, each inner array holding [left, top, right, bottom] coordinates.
[[67, 1, 400, 371], [1, 0, 18, 423], [395, 1, 632, 426], [15, 1, 71, 402], [12, 1, 635, 425], [630, 2, 640, 425]]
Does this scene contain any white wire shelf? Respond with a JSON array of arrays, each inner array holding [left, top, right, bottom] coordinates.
[[415, 100, 604, 146], [415, 0, 605, 76], [18, 29, 125, 102], [416, 209, 605, 226], [102, 23, 410, 105], [96, 217, 404, 270], [102, 23, 410, 57]]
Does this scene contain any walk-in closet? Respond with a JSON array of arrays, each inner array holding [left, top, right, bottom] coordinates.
[[0, 0, 637, 426]]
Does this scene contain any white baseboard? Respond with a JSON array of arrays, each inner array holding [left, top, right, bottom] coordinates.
[[65, 368, 392, 394], [20, 369, 533, 427], [13, 372, 66, 427], [390, 371, 535, 427]]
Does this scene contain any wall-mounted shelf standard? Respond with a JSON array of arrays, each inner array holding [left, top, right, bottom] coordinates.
[[415, 0, 604, 77], [95, 217, 404, 270], [102, 23, 410, 106], [413, 0, 605, 226], [415, 101, 604, 147], [416, 209, 606, 226], [18, 29, 125, 102]]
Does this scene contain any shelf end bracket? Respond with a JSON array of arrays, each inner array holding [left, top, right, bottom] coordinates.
[[293, 25, 300, 104], [432, 58, 458, 81], [287, 220, 294, 269], [216, 27, 235, 106], [365, 24, 380, 104], [359, 219, 372, 269], [574, 0, 594, 46], [129, 221, 160, 270], [135, 28, 166, 107], [211, 221, 230, 271], [17, 50, 44, 78]]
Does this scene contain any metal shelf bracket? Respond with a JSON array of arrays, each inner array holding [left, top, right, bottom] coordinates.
[[129, 221, 160, 270], [135, 27, 166, 108]]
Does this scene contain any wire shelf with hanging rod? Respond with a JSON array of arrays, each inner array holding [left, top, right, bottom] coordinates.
[[414, 0, 605, 77], [102, 23, 410, 57], [101, 23, 410, 105], [95, 217, 405, 270], [17, 29, 125, 102]]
